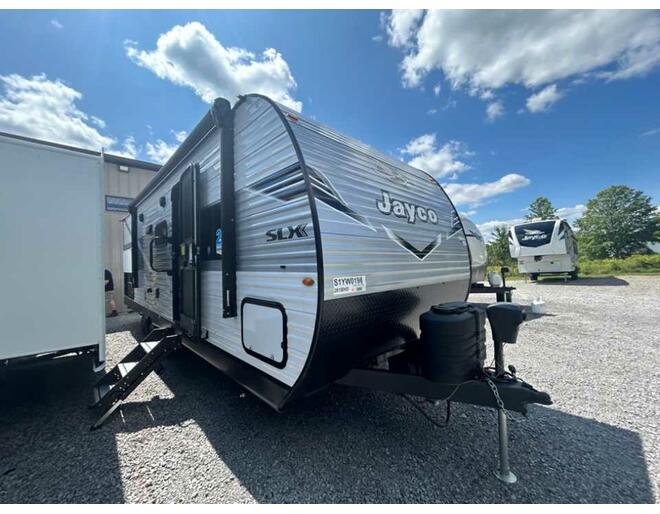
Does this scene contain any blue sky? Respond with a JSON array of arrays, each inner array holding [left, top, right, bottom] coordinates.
[[0, 10, 658, 236]]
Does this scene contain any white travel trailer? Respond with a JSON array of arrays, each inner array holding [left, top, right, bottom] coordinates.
[[508, 218, 578, 280], [460, 216, 487, 284], [0, 134, 105, 368], [92, 95, 550, 481]]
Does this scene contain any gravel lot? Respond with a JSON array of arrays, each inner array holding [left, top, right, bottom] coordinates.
[[1, 275, 658, 503]]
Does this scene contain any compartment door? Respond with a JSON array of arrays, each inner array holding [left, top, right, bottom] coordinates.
[[241, 298, 288, 368]]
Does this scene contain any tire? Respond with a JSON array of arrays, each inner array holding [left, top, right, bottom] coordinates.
[[530, 273, 539, 282], [570, 270, 578, 280]]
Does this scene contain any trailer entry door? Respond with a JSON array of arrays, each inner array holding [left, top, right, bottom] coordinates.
[[172, 164, 201, 338]]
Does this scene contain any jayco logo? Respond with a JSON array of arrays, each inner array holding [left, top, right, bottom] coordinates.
[[376, 190, 438, 225], [521, 229, 548, 242]]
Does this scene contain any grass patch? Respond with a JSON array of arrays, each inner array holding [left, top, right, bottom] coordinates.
[[577, 254, 660, 275], [487, 254, 660, 279]]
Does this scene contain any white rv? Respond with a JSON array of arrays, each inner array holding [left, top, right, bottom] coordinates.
[[460, 216, 487, 284], [0, 134, 105, 369], [124, 94, 472, 407], [508, 218, 578, 280], [92, 96, 551, 481]]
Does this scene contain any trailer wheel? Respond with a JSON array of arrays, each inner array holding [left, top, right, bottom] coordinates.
[[570, 270, 579, 280], [530, 273, 539, 282]]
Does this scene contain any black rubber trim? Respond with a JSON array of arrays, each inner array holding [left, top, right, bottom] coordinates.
[[129, 205, 139, 288], [212, 98, 237, 318], [237, 95, 325, 406], [240, 297, 288, 369]]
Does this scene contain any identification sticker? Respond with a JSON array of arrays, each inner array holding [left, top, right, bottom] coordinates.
[[332, 275, 367, 296]]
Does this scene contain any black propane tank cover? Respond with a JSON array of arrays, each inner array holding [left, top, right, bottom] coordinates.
[[420, 302, 487, 383]]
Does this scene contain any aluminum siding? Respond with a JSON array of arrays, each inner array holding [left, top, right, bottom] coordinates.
[[202, 96, 318, 386], [284, 109, 470, 301], [133, 126, 221, 322]]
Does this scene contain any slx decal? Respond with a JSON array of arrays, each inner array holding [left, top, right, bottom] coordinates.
[[266, 223, 309, 242]]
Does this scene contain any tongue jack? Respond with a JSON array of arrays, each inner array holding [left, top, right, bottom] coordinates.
[[487, 303, 527, 484]]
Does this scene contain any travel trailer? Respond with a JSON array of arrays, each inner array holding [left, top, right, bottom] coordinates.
[[92, 95, 551, 482], [0, 134, 105, 369], [461, 216, 487, 284], [508, 219, 578, 280]]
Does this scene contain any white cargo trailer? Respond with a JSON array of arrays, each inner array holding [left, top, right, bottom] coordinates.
[[0, 134, 105, 368]]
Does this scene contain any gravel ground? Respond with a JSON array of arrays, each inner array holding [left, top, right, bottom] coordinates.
[[1, 275, 658, 503]]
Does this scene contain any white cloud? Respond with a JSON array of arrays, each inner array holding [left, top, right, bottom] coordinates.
[[556, 203, 586, 223], [0, 73, 117, 151], [387, 10, 660, 109], [426, 108, 437, 115], [50, 19, 63, 30], [641, 127, 660, 137], [125, 21, 302, 111], [477, 218, 524, 242], [443, 173, 531, 207], [479, 89, 495, 101], [402, 133, 472, 178], [145, 140, 177, 163], [372, 34, 383, 43], [90, 115, 106, 129], [116, 136, 138, 159], [386, 9, 425, 48], [486, 100, 504, 121], [145, 130, 188, 163], [526, 84, 563, 113], [172, 130, 187, 142], [433, 84, 441, 96]]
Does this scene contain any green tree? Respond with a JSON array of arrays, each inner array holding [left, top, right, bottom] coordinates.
[[525, 196, 558, 220], [575, 185, 659, 259], [487, 226, 514, 268]]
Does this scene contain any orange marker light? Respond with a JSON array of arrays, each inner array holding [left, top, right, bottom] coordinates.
[[302, 277, 315, 287]]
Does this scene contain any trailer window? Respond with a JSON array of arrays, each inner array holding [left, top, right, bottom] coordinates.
[[514, 221, 555, 248], [200, 201, 222, 260]]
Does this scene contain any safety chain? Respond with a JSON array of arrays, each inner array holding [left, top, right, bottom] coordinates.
[[485, 376, 508, 418]]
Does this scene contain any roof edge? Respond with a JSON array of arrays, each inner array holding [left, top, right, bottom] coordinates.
[[0, 131, 161, 171]]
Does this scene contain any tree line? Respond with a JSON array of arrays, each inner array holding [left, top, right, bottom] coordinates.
[[487, 185, 659, 267]]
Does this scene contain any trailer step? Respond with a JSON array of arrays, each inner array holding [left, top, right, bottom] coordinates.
[[90, 327, 181, 429]]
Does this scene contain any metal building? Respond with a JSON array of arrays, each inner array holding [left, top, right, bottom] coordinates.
[[0, 131, 160, 313]]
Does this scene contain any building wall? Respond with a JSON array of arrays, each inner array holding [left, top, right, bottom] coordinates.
[[103, 161, 158, 312]]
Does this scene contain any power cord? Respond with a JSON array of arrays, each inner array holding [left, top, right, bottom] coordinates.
[[400, 394, 452, 428], [398, 378, 478, 428]]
